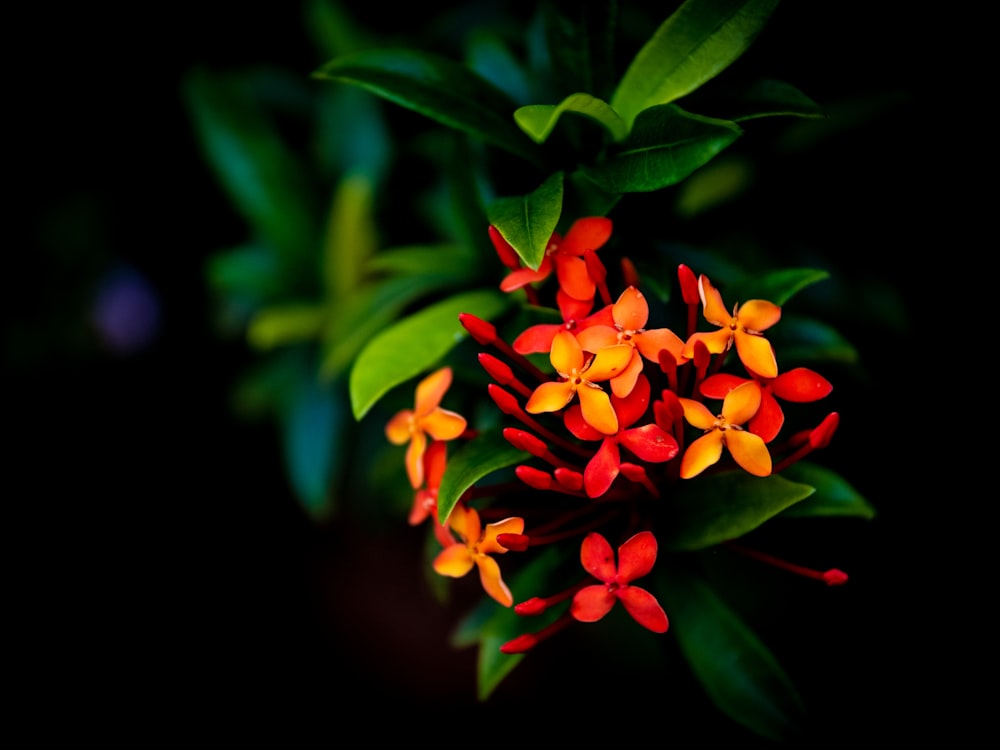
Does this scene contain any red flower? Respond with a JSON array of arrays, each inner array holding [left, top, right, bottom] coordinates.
[[570, 531, 669, 633]]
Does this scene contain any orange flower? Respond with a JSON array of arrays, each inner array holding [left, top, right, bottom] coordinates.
[[524, 330, 632, 435], [678, 381, 772, 478], [576, 286, 686, 397], [385, 367, 467, 489], [433, 503, 524, 607], [682, 274, 781, 378]]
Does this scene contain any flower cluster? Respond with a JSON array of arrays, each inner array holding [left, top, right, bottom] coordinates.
[[386, 217, 846, 655]]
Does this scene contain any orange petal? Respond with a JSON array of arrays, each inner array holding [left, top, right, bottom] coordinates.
[[679, 431, 724, 479], [698, 275, 730, 325], [678, 398, 717, 431], [433, 544, 475, 578], [480, 516, 525, 555], [404, 431, 427, 489], [734, 332, 778, 379], [612, 286, 648, 330], [682, 328, 731, 359], [549, 330, 584, 373], [555, 255, 596, 300], [559, 217, 613, 256], [738, 299, 781, 332], [415, 367, 452, 415], [421, 408, 467, 441], [725, 429, 772, 476], [577, 384, 619, 435], [513, 324, 561, 354], [476, 554, 514, 607], [499, 257, 552, 292], [525, 380, 576, 414], [635, 327, 684, 363], [585, 344, 633, 381], [609, 351, 643, 398], [575, 324, 618, 353], [722, 381, 762, 425], [447, 502, 476, 543], [385, 409, 413, 445]]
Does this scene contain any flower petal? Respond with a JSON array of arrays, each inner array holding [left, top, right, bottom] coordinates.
[[415, 367, 452, 415], [698, 275, 730, 325], [480, 516, 525, 554], [585, 344, 633, 381], [424, 440, 448, 489], [584, 439, 620, 498], [678, 398, 717, 431], [771, 367, 833, 402], [620, 424, 678, 462], [404, 430, 427, 488], [575, 324, 618, 353], [556, 289, 594, 321], [698, 373, 747, 399], [680, 431, 724, 479], [570, 585, 616, 623], [635, 327, 685, 363], [421, 408, 467, 441], [555, 255, 596, 300], [725, 429, 772, 476], [432, 544, 475, 578], [738, 299, 781, 332], [499, 259, 552, 292], [577, 384, 619, 435], [580, 532, 617, 582], [476, 554, 514, 607], [734, 332, 778, 379], [563, 404, 603, 441], [525, 380, 576, 415], [385, 409, 413, 445], [617, 586, 669, 633], [612, 373, 650, 429], [682, 328, 732, 359], [612, 286, 648, 331], [549, 330, 584, 373], [559, 216, 613, 256], [512, 324, 561, 355], [616, 531, 657, 583], [722, 381, 762, 425], [748, 390, 783, 443], [609, 350, 643, 398]]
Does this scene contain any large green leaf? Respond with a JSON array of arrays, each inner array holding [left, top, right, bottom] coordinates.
[[661, 471, 814, 551], [514, 93, 627, 144], [723, 78, 826, 123], [611, 0, 781, 129], [312, 48, 545, 165], [486, 172, 564, 271], [349, 288, 510, 419], [660, 566, 805, 741], [778, 462, 876, 519], [436, 428, 529, 525], [582, 104, 741, 193]]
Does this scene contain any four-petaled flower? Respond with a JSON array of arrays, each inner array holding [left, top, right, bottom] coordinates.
[[385, 366, 467, 489], [678, 381, 772, 478], [433, 503, 524, 607], [682, 274, 781, 378], [570, 530, 669, 633], [525, 330, 632, 435]]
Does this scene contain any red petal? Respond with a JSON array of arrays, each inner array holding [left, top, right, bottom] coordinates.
[[555, 255, 596, 300], [563, 404, 603, 441], [617, 586, 669, 633], [748, 390, 783, 443], [512, 324, 561, 355], [620, 424, 678, 462], [699, 373, 747, 400], [580, 532, 616, 582], [559, 216, 613, 256], [570, 585, 616, 623], [616, 530, 657, 584], [611, 373, 650, 429], [770, 367, 833, 402], [556, 289, 594, 321], [583, 439, 620, 498]]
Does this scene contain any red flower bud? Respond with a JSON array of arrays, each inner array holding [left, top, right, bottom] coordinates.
[[515, 465, 552, 489], [514, 597, 548, 616], [459, 312, 497, 345], [496, 532, 530, 552], [678, 264, 700, 305], [553, 468, 583, 491], [488, 225, 522, 269], [809, 412, 840, 449], [504, 427, 548, 457], [823, 568, 849, 586], [488, 384, 520, 415], [479, 353, 514, 384], [500, 633, 537, 654]]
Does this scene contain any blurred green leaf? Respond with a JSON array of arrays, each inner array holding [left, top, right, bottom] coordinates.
[[769, 314, 861, 366], [730, 267, 830, 307], [582, 104, 741, 193], [183, 67, 319, 277], [205, 244, 284, 302], [661, 566, 805, 741], [349, 288, 510, 420], [247, 302, 326, 350], [611, 0, 781, 129], [313, 48, 545, 165], [436, 429, 529, 525], [673, 156, 754, 218], [514, 93, 627, 144], [486, 172, 564, 271], [323, 172, 378, 299], [364, 243, 477, 277], [723, 78, 826, 123], [661, 471, 814, 550], [778, 462, 876, 519]]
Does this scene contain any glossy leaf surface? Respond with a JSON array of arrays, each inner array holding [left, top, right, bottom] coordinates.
[[436, 428, 529, 525], [778, 462, 876, 519], [486, 172, 564, 271], [349, 288, 509, 419], [611, 0, 781, 129], [514, 93, 627, 144], [661, 471, 814, 550]]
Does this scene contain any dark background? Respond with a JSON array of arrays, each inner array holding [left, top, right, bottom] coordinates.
[[10, 0, 947, 737]]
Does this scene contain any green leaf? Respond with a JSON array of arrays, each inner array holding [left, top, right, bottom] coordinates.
[[610, 0, 781, 129], [514, 93, 627, 144], [582, 104, 741, 193], [205, 244, 283, 302], [486, 172, 564, 270], [730, 267, 829, 306], [437, 428, 529, 525], [673, 155, 754, 218], [778, 462, 876, 520], [661, 566, 805, 741], [363, 243, 477, 278], [323, 172, 378, 299], [183, 67, 318, 274], [246, 302, 326, 351], [768, 314, 860, 366], [349, 289, 510, 420], [724, 78, 826, 123], [661, 471, 815, 551], [313, 48, 545, 165]]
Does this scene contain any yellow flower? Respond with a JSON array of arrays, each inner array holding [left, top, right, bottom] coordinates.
[[524, 330, 632, 435], [678, 381, 772, 478], [682, 274, 781, 378], [385, 367, 467, 489], [433, 504, 524, 607]]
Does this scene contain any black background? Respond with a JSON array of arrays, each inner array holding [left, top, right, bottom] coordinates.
[[10, 0, 949, 738]]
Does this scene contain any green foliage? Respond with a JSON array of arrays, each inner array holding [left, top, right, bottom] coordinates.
[[436, 429, 529, 525], [485, 172, 565, 270]]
